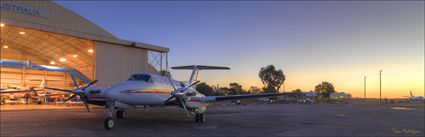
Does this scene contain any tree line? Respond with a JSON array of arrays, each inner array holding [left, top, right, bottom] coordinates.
[[195, 64, 340, 100]]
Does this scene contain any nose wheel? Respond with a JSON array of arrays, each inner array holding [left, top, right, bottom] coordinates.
[[104, 117, 114, 130], [195, 113, 206, 123], [104, 101, 116, 130]]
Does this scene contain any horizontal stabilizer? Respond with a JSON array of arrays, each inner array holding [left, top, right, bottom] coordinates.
[[171, 65, 230, 70]]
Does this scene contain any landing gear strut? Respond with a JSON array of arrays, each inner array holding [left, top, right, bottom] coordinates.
[[195, 113, 206, 123], [116, 110, 126, 119], [104, 101, 115, 130]]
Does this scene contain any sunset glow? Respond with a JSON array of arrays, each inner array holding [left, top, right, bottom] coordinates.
[[58, 1, 424, 98]]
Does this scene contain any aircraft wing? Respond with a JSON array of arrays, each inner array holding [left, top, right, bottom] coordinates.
[[198, 92, 302, 102]]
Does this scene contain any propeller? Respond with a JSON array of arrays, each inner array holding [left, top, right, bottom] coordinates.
[[44, 80, 98, 112], [63, 94, 77, 103], [180, 98, 190, 117], [164, 77, 200, 117], [44, 87, 72, 92], [164, 81, 200, 103]]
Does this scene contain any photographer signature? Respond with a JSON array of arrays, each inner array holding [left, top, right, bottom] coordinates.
[[392, 127, 422, 134]]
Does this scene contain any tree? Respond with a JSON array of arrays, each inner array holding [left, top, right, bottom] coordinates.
[[229, 83, 245, 95], [314, 81, 336, 101], [248, 86, 261, 94], [196, 82, 214, 96], [292, 89, 302, 92], [259, 65, 285, 93], [218, 87, 230, 95]]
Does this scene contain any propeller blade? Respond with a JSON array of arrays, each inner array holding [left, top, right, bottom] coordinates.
[[82, 80, 98, 91], [80, 95, 90, 112], [180, 81, 200, 92], [63, 94, 77, 103], [44, 87, 72, 92], [180, 98, 190, 118], [164, 96, 175, 103], [167, 77, 176, 91]]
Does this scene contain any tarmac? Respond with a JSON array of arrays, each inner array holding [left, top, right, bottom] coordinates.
[[1, 103, 424, 136]]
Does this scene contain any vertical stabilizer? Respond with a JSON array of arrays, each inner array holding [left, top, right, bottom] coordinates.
[[171, 65, 230, 84]]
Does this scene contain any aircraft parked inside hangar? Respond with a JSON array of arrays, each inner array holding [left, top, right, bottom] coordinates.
[[41, 65, 299, 130], [0, 80, 67, 105], [0, 80, 45, 93]]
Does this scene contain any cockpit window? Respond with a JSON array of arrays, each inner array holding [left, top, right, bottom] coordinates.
[[128, 74, 151, 82]]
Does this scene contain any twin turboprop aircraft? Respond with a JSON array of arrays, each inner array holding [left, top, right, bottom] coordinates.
[[404, 91, 424, 101], [45, 65, 298, 130]]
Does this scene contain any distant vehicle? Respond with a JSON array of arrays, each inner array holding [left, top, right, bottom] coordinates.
[[297, 98, 315, 103], [404, 91, 424, 101], [330, 92, 348, 98], [258, 97, 270, 102]]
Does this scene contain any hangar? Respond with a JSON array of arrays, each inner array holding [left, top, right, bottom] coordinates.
[[0, 1, 169, 95]]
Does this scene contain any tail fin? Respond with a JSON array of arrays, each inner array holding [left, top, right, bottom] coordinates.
[[410, 90, 413, 97], [27, 79, 46, 88], [171, 65, 230, 84], [39, 79, 46, 88]]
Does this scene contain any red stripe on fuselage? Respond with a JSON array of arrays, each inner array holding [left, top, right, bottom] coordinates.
[[188, 99, 201, 102], [120, 89, 171, 94]]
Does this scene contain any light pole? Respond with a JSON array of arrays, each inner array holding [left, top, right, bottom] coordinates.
[[364, 76, 367, 101], [379, 70, 383, 104]]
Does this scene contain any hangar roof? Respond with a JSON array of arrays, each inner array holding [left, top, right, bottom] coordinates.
[[0, 1, 169, 52]]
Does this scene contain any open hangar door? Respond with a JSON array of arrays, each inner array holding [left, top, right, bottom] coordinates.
[[1, 24, 94, 102]]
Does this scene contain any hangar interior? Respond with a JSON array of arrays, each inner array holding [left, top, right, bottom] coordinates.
[[1, 24, 94, 91], [1, 23, 169, 92], [0, 1, 169, 104]]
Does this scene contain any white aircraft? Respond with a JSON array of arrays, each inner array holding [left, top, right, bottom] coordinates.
[[45, 65, 299, 130], [0, 80, 45, 93], [404, 91, 424, 101]]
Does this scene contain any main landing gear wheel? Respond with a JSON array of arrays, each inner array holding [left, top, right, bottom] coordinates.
[[116, 110, 126, 119], [104, 117, 114, 130], [195, 113, 206, 123]]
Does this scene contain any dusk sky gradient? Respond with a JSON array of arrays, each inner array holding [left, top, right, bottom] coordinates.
[[56, 1, 424, 98]]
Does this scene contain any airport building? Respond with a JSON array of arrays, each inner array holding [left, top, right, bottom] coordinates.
[[0, 1, 169, 91]]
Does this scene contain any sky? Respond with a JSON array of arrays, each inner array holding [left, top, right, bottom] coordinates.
[[56, 1, 424, 98]]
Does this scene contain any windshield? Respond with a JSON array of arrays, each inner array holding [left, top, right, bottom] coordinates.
[[128, 74, 151, 82]]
